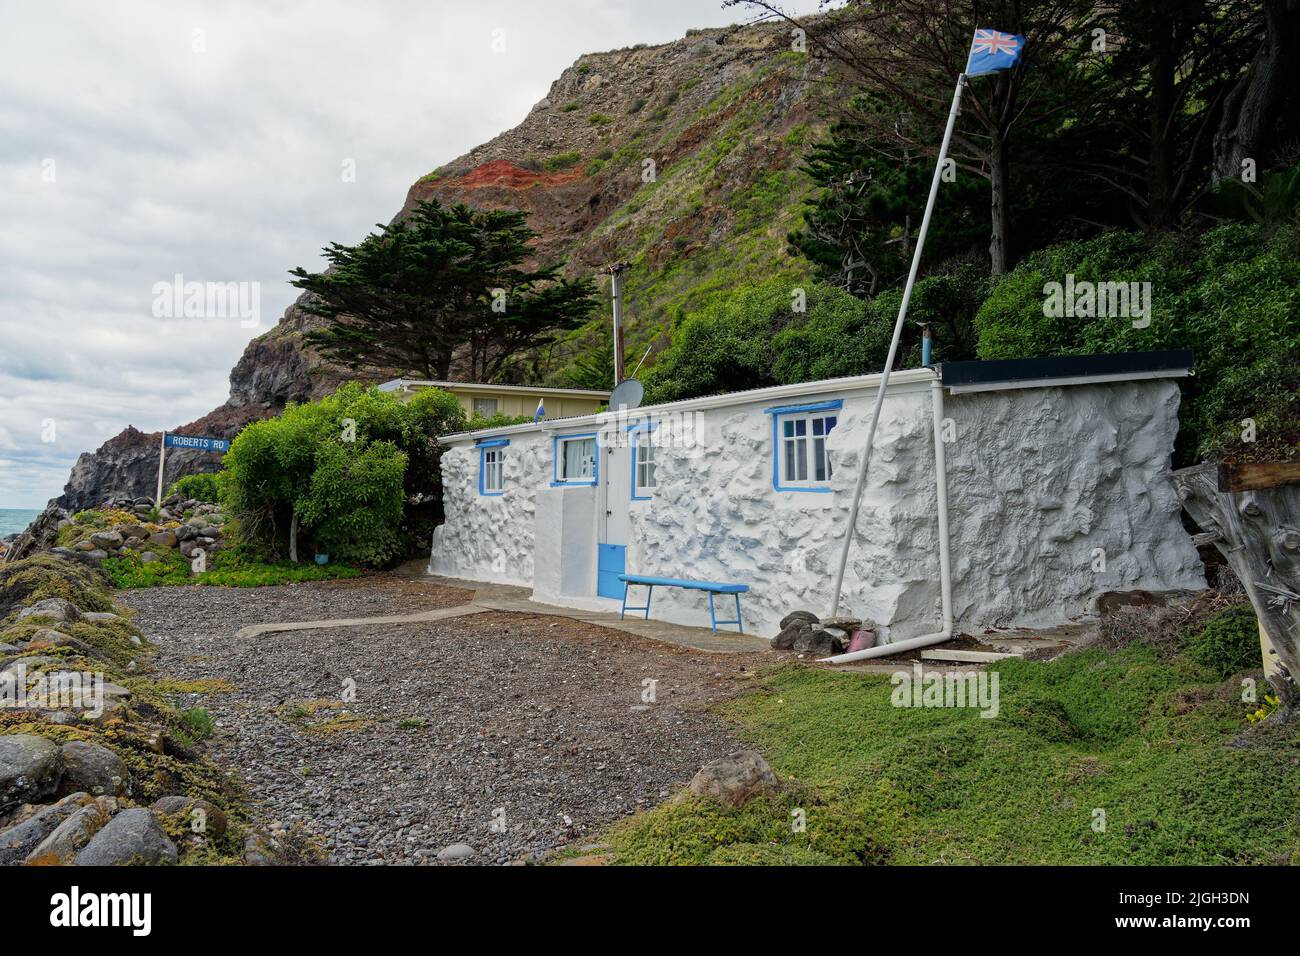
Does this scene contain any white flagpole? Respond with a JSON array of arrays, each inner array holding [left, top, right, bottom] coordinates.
[[828, 72, 968, 619]]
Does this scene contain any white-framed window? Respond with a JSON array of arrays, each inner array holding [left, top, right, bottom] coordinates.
[[554, 434, 597, 485], [478, 440, 507, 495], [633, 430, 656, 499], [482, 447, 503, 493], [768, 401, 841, 492], [473, 397, 499, 418]]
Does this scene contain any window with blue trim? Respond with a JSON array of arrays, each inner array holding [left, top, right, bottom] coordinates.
[[766, 400, 842, 492], [554, 434, 598, 485], [477, 438, 509, 496]]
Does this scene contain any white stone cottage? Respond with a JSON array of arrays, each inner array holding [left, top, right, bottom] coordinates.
[[429, 351, 1205, 641]]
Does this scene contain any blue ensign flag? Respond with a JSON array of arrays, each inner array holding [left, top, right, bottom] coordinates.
[[965, 28, 1024, 76]]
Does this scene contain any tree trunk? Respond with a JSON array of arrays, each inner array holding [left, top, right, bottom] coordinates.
[[1147, 20, 1176, 229], [289, 511, 299, 564], [1173, 462, 1300, 710], [1212, 0, 1300, 184], [988, 132, 1011, 275]]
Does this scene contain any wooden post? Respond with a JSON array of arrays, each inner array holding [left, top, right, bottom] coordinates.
[[1173, 461, 1300, 711], [155, 433, 167, 505]]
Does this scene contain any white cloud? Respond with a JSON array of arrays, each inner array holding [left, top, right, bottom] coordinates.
[[0, 0, 821, 508]]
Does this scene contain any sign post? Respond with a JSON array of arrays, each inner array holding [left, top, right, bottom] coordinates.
[[156, 433, 167, 506], [155, 433, 232, 504]]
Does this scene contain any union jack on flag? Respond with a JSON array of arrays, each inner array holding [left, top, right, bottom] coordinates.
[[965, 28, 1025, 77]]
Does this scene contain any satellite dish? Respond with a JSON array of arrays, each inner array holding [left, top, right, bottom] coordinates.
[[609, 378, 644, 411]]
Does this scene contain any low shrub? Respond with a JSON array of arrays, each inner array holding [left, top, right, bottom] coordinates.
[[974, 221, 1300, 463], [1183, 605, 1261, 680], [168, 472, 221, 503]]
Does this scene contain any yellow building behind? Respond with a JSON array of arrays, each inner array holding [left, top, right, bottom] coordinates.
[[378, 379, 610, 421]]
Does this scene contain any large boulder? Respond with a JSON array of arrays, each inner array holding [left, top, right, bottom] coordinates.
[[89, 530, 123, 551], [59, 741, 131, 797], [25, 798, 115, 864], [679, 750, 781, 807], [147, 530, 177, 549], [24, 628, 105, 661], [0, 735, 63, 810], [74, 807, 177, 866], [771, 610, 820, 650], [780, 610, 820, 630], [797, 628, 847, 656], [0, 791, 90, 864], [151, 795, 227, 839], [16, 597, 79, 625]]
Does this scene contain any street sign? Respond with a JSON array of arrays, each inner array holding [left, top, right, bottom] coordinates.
[[156, 433, 230, 504], [164, 434, 230, 453]]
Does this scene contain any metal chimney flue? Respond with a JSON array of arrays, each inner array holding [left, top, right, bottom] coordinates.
[[604, 263, 629, 386]]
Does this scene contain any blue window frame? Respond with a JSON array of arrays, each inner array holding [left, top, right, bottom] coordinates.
[[477, 438, 509, 496], [551, 432, 599, 486], [764, 399, 843, 493], [627, 421, 657, 500]]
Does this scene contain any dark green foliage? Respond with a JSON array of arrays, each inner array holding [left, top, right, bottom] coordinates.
[[975, 220, 1300, 462], [640, 269, 987, 405], [291, 199, 597, 382], [217, 383, 466, 566], [1183, 605, 1262, 680], [788, 114, 987, 295], [640, 281, 792, 403], [167, 472, 220, 503], [1209, 164, 1300, 228], [774, 265, 987, 382]]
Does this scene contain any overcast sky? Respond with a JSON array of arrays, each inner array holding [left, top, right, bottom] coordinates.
[[0, 1, 822, 510]]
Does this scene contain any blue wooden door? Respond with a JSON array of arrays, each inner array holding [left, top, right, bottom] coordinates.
[[597, 543, 626, 599]]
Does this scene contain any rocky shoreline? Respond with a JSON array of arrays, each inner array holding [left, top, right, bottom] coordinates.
[[0, 552, 312, 866]]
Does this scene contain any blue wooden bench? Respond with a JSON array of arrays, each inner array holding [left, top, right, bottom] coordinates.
[[618, 574, 750, 634]]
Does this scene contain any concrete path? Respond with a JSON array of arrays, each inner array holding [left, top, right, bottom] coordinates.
[[235, 569, 772, 655], [233, 603, 485, 639]]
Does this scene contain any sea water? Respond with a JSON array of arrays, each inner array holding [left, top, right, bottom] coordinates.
[[0, 508, 41, 537]]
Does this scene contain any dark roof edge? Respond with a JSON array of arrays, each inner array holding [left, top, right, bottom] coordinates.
[[940, 350, 1195, 389]]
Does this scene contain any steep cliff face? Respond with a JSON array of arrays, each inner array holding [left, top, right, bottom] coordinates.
[[54, 20, 825, 508]]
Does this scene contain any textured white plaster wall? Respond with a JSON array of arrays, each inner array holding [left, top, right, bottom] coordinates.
[[942, 381, 1205, 630], [627, 387, 939, 637], [429, 431, 550, 586], [431, 379, 1205, 640]]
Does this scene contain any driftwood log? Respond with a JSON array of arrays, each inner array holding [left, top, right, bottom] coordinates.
[[1173, 461, 1300, 709]]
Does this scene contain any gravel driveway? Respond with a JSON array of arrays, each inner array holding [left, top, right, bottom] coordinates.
[[122, 575, 762, 864]]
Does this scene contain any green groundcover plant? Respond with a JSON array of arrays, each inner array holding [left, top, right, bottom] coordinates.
[[600, 605, 1294, 866]]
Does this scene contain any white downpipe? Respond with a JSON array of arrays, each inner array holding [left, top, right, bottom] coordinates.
[[828, 73, 967, 619], [821, 371, 954, 664], [931, 376, 954, 635]]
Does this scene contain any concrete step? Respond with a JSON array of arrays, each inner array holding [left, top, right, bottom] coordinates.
[[920, 648, 1023, 663]]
